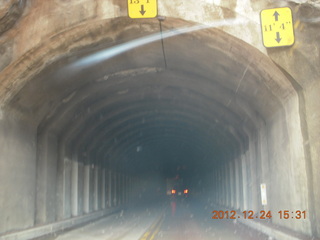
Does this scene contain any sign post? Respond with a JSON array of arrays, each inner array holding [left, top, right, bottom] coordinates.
[[260, 183, 267, 206], [260, 7, 295, 48]]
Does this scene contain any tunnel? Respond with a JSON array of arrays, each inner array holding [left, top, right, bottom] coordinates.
[[0, 1, 319, 240]]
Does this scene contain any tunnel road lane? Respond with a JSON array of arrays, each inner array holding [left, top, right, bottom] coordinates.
[[49, 204, 164, 240], [147, 199, 269, 240], [45, 200, 269, 240], [138, 212, 164, 240]]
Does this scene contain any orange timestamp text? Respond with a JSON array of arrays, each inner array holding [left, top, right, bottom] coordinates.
[[212, 210, 307, 220]]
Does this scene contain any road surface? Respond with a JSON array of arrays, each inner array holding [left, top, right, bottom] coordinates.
[[43, 199, 268, 240]]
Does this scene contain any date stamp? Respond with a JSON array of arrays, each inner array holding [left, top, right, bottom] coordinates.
[[211, 210, 307, 220]]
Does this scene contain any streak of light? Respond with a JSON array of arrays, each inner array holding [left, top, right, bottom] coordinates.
[[68, 18, 249, 70]]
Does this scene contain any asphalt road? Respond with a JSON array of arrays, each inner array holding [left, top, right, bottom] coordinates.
[[45, 199, 269, 240]]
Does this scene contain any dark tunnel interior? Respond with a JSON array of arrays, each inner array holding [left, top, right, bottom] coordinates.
[[8, 18, 290, 199], [3, 17, 298, 232]]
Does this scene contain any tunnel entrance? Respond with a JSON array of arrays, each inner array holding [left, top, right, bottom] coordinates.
[[0, 17, 315, 239]]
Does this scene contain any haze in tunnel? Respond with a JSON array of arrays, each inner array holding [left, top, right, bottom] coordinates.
[[0, 1, 319, 240]]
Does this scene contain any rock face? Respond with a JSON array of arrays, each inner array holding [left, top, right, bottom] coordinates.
[[0, 0, 26, 35], [0, 0, 319, 239]]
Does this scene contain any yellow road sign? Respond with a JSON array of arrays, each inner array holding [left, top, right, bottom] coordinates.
[[260, 7, 295, 48], [128, 0, 157, 19]]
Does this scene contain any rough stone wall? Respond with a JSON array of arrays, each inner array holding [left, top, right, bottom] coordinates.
[[267, 97, 312, 235], [0, 0, 318, 99], [0, 115, 37, 233], [304, 80, 320, 236]]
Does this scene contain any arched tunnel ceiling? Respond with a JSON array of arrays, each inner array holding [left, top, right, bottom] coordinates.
[[7, 17, 296, 176]]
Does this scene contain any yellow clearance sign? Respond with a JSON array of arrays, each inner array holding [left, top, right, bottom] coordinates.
[[128, 0, 157, 19], [260, 7, 295, 48]]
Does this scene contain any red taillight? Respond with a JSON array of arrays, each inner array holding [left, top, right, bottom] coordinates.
[[171, 189, 176, 194], [184, 189, 188, 194]]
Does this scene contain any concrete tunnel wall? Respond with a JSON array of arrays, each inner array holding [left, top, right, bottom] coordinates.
[[0, 0, 319, 239]]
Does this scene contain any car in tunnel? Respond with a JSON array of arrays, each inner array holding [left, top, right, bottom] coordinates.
[[166, 177, 190, 200], [169, 187, 189, 199]]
